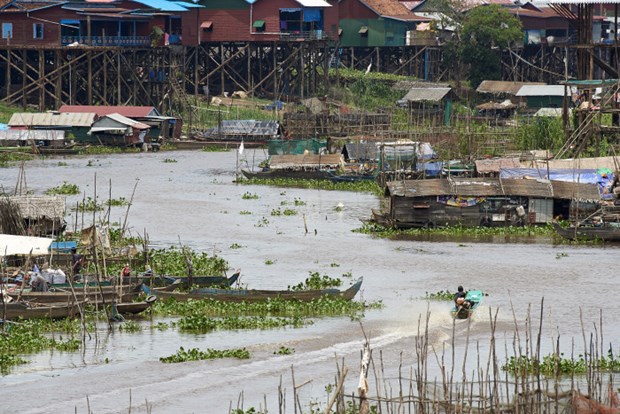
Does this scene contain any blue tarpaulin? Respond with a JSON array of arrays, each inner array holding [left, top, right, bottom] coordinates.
[[303, 9, 321, 22], [418, 161, 443, 177], [500, 168, 615, 200]]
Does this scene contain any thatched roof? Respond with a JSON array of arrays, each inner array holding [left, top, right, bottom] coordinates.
[[7, 196, 66, 220], [476, 81, 545, 95], [386, 177, 600, 201]]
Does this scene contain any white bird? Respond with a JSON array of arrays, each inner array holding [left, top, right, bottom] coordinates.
[[365, 63, 372, 75]]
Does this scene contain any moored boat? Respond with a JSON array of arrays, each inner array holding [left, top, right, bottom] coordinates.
[[450, 290, 483, 320], [113, 295, 157, 315], [0, 300, 86, 320], [9, 283, 143, 304], [152, 277, 363, 303], [552, 221, 620, 242], [124, 271, 240, 288]]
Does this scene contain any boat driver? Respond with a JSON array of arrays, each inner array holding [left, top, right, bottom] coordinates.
[[454, 286, 467, 307]]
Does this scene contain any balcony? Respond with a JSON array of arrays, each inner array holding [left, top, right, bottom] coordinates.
[[279, 30, 331, 41], [61, 35, 150, 47]]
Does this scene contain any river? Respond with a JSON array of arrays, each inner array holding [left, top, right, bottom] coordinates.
[[0, 149, 618, 413]]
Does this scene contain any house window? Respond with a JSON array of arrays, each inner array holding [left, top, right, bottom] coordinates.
[[33, 23, 44, 39], [253, 20, 265, 33], [2, 23, 12, 39]]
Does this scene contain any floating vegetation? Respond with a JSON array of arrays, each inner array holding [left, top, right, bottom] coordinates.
[[230, 243, 243, 249], [119, 321, 141, 333], [152, 296, 381, 319], [163, 158, 177, 163], [0, 152, 34, 168], [274, 346, 294, 355], [353, 222, 556, 239], [149, 246, 228, 277], [0, 319, 82, 374], [160, 346, 250, 363], [78, 146, 137, 155], [264, 259, 275, 265], [238, 177, 381, 195], [289, 271, 342, 290], [239, 210, 252, 215], [425, 290, 454, 301], [242, 192, 260, 200], [200, 145, 231, 152], [501, 351, 620, 375], [270, 208, 297, 216], [293, 198, 306, 206], [330, 262, 340, 268], [255, 217, 269, 227], [71, 196, 129, 212], [57, 161, 68, 166], [177, 315, 308, 333]]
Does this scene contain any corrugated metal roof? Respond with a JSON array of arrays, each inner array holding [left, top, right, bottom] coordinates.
[[0, 130, 65, 141], [477, 80, 546, 95], [130, 0, 187, 11], [203, 120, 280, 137], [393, 80, 450, 91], [342, 142, 378, 161], [527, 156, 619, 171], [8, 112, 95, 127], [386, 177, 600, 200], [58, 105, 159, 117], [360, 0, 420, 20], [270, 154, 343, 169], [546, 0, 620, 3], [294, 0, 331, 6], [94, 113, 150, 129], [475, 158, 522, 174], [516, 85, 566, 96], [402, 87, 451, 102]]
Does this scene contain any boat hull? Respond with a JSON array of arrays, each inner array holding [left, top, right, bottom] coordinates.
[[154, 278, 363, 303], [552, 221, 620, 241]]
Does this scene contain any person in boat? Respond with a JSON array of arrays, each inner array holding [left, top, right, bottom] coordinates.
[[454, 286, 468, 308], [121, 264, 131, 278], [71, 248, 83, 277], [30, 273, 49, 292]]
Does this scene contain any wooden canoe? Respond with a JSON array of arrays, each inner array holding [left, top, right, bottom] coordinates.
[[0, 300, 85, 320], [113, 295, 157, 315], [9, 284, 143, 304], [552, 221, 620, 242], [153, 278, 363, 303], [127, 271, 240, 288]]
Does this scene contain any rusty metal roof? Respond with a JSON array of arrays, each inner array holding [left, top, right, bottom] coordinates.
[[386, 177, 600, 200], [477, 81, 546, 95], [475, 158, 522, 174], [8, 112, 95, 127], [360, 0, 420, 20]]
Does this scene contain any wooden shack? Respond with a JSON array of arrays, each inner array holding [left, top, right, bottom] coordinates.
[[378, 177, 601, 229], [3, 195, 67, 236]]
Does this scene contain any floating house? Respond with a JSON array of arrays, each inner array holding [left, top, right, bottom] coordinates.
[[0, 130, 65, 148], [88, 113, 150, 146], [58, 105, 181, 140], [8, 112, 95, 141], [2, 195, 67, 236], [516, 85, 566, 109], [200, 120, 281, 144], [375, 176, 602, 229]]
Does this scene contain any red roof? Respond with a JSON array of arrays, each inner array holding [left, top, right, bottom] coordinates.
[[58, 105, 159, 117]]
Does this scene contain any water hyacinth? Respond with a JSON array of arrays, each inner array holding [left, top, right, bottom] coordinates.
[[177, 315, 309, 333], [160, 346, 250, 363]]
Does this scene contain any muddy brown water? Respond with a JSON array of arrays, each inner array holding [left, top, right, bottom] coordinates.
[[0, 149, 618, 413]]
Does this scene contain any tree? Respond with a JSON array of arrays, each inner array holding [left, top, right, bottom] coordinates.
[[459, 5, 522, 87]]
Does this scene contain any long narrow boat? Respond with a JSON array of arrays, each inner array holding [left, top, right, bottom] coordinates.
[[450, 290, 483, 320], [113, 295, 157, 315], [9, 284, 143, 304], [552, 221, 620, 242], [241, 169, 332, 180], [0, 300, 85, 320], [153, 277, 363, 303], [124, 271, 240, 288]]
